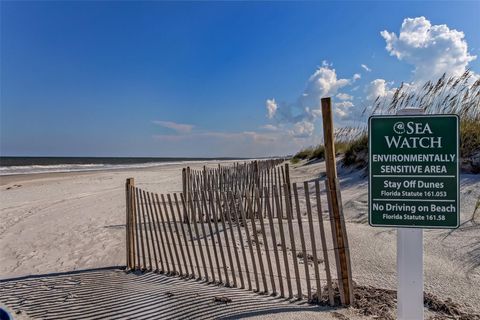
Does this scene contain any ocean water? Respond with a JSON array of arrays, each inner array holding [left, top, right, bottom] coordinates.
[[0, 157, 242, 176]]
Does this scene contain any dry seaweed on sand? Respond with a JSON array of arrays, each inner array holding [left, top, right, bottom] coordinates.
[[330, 311, 349, 319], [424, 292, 480, 320], [311, 282, 480, 320], [213, 296, 232, 304], [296, 251, 323, 265], [351, 285, 396, 320]]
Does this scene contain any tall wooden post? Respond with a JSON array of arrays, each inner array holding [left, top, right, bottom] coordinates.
[[126, 178, 135, 269], [321, 97, 353, 305]]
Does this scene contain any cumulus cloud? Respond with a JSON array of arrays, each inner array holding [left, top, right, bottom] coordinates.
[[303, 64, 351, 100], [153, 120, 194, 133], [381, 16, 477, 82], [289, 120, 315, 138], [334, 101, 355, 119], [264, 63, 357, 137], [260, 16, 478, 135], [335, 101, 355, 108], [300, 65, 357, 123], [361, 64, 372, 72], [336, 93, 353, 101], [266, 99, 278, 119], [366, 79, 396, 101]]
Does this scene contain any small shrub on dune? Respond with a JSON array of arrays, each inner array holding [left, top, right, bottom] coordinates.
[[291, 147, 313, 163], [296, 148, 313, 159], [290, 145, 326, 163], [309, 145, 325, 160], [342, 134, 368, 168], [460, 118, 480, 157], [290, 157, 301, 164], [460, 118, 480, 173], [334, 141, 350, 155]]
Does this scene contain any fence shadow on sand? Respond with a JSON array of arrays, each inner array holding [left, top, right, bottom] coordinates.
[[0, 267, 336, 320]]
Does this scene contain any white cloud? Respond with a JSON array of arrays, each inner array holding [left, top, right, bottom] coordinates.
[[301, 66, 359, 123], [334, 108, 347, 118], [334, 101, 355, 119], [153, 120, 194, 133], [289, 120, 315, 138], [381, 16, 477, 82], [304, 65, 351, 99], [361, 64, 372, 72], [154, 131, 265, 142], [366, 79, 396, 102], [336, 93, 353, 101], [259, 16, 478, 135], [260, 124, 278, 131], [321, 60, 332, 67], [152, 129, 311, 157], [335, 101, 354, 108], [266, 99, 278, 119], [264, 63, 360, 136]]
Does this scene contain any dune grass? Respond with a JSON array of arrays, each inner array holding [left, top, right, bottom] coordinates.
[[460, 117, 480, 160], [291, 145, 325, 163], [342, 134, 368, 168], [291, 72, 480, 171]]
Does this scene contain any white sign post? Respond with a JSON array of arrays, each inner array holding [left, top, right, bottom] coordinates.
[[397, 228, 423, 319], [397, 108, 424, 320]]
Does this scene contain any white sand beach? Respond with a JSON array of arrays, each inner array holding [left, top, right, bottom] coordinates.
[[1, 160, 479, 319]]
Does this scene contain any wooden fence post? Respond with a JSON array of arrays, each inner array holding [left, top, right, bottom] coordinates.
[[126, 178, 135, 269], [185, 167, 191, 222], [285, 163, 291, 203], [182, 168, 186, 198], [321, 97, 354, 305], [203, 166, 207, 191], [254, 161, 259, 182]]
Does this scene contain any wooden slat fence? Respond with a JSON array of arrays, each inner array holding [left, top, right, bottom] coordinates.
[[182, 159, 285, 194], [126, 178, 342, 305], [182, 159, 292, 222]]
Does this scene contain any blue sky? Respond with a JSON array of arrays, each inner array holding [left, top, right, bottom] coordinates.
[[1, 1, 479, 157]]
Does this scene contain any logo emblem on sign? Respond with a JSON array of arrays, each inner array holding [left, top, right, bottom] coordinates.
[[393, 122, 405, 134]]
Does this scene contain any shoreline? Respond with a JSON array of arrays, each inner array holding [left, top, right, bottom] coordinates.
[[0, 159, 253, 186]]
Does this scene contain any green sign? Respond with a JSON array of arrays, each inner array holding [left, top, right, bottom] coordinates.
[[369, 114, 459, 228]]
